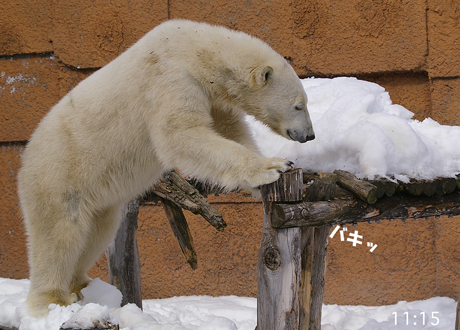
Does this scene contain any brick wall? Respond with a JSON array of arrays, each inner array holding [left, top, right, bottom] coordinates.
[[1, 0, 459, 305]]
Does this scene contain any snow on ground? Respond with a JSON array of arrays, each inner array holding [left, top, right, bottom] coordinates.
[[0, 277, 456, 330], [2, 77, 460, 329], [247, 77, 460, 181]]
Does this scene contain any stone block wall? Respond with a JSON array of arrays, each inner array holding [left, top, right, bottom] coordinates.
[[1, 0, 459, 306]]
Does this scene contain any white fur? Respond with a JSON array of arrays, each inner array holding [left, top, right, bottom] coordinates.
[[17, 19, 314, 317]]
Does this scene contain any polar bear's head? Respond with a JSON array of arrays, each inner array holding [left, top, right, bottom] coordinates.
[[238, 60, 315, 143]]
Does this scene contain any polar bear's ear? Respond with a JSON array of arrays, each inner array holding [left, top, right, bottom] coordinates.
[[251, 66, 273, 87]]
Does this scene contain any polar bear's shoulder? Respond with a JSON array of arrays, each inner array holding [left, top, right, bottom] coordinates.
[[138, 19, 278, 63]]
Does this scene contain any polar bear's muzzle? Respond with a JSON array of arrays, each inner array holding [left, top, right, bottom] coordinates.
[[287, 129, 315, 143]]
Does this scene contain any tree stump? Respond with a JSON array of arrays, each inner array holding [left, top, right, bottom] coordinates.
[[257, 168, 329, 330]]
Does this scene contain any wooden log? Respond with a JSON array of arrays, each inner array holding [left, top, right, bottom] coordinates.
[[404, 179, 424, 196], [422, 179, 438, 196], [304, 172, 337, 202], [302, 173, 333, 330], [160, 197, 198, 270], [436, 177, 457, 195], [380, 178, 398, 197], [397, 177, 458, 197], [148, 170, 226, 231], [258, 168, 327, 330], [366, 179, 385, 199], [271, 190, 460, 228], [333, 170, 377, 204], [106, 199, 142, 309], [257, 169, 307, 330], [272, 199, 357, 228], [261, 168, 303, 202], [307, 227, 330, 330], [303, 172, 318, 182]]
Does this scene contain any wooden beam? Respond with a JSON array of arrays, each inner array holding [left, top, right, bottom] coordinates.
[[272, 190, 460, 229], [145, 170, 226, 231], [160, 197, 198, 270], [106, 199, 143, 310]]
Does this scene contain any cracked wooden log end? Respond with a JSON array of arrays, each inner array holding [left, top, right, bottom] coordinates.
[[334, 170, 377, 204], [148, 170, 226, 231], [261, 168, 303, 202], [304, 172, 337, 202]]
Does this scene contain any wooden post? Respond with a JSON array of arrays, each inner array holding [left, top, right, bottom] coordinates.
[[160, 197, 198, 270], [257, 169, 330, 330], [306, 227, 329, 329], [257, 168, 309, 330], [106, 199, 143, 310], [302, 173, 334, 330]]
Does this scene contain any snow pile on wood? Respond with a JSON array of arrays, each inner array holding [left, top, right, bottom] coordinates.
[[248, 77, 460, 182]]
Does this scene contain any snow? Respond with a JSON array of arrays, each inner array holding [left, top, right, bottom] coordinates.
[[0, 277, 456, 330], [247, 77, 460, 181]]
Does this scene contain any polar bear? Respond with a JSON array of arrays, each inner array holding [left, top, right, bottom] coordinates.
[[17, 19, 314, 317]]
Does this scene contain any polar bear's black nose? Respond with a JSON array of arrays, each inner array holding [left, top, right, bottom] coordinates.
[[287, 129, 315, 143]]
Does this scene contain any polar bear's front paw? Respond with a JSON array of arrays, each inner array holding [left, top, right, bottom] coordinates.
[[269, 158, 294, 173], [247, 158, 294, 187]]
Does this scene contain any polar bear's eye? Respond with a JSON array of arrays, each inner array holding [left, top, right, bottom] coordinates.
[[294, 104, 305, 111]]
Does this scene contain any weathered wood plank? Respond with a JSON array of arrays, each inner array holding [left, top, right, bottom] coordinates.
[[160, 197, 198, 270], [272, 190, 460, 228], [146, 170, 226, 231], [106, 199, 142, 309]]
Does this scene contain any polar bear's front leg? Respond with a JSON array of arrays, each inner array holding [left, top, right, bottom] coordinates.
[[153, 124, 293, 191]]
